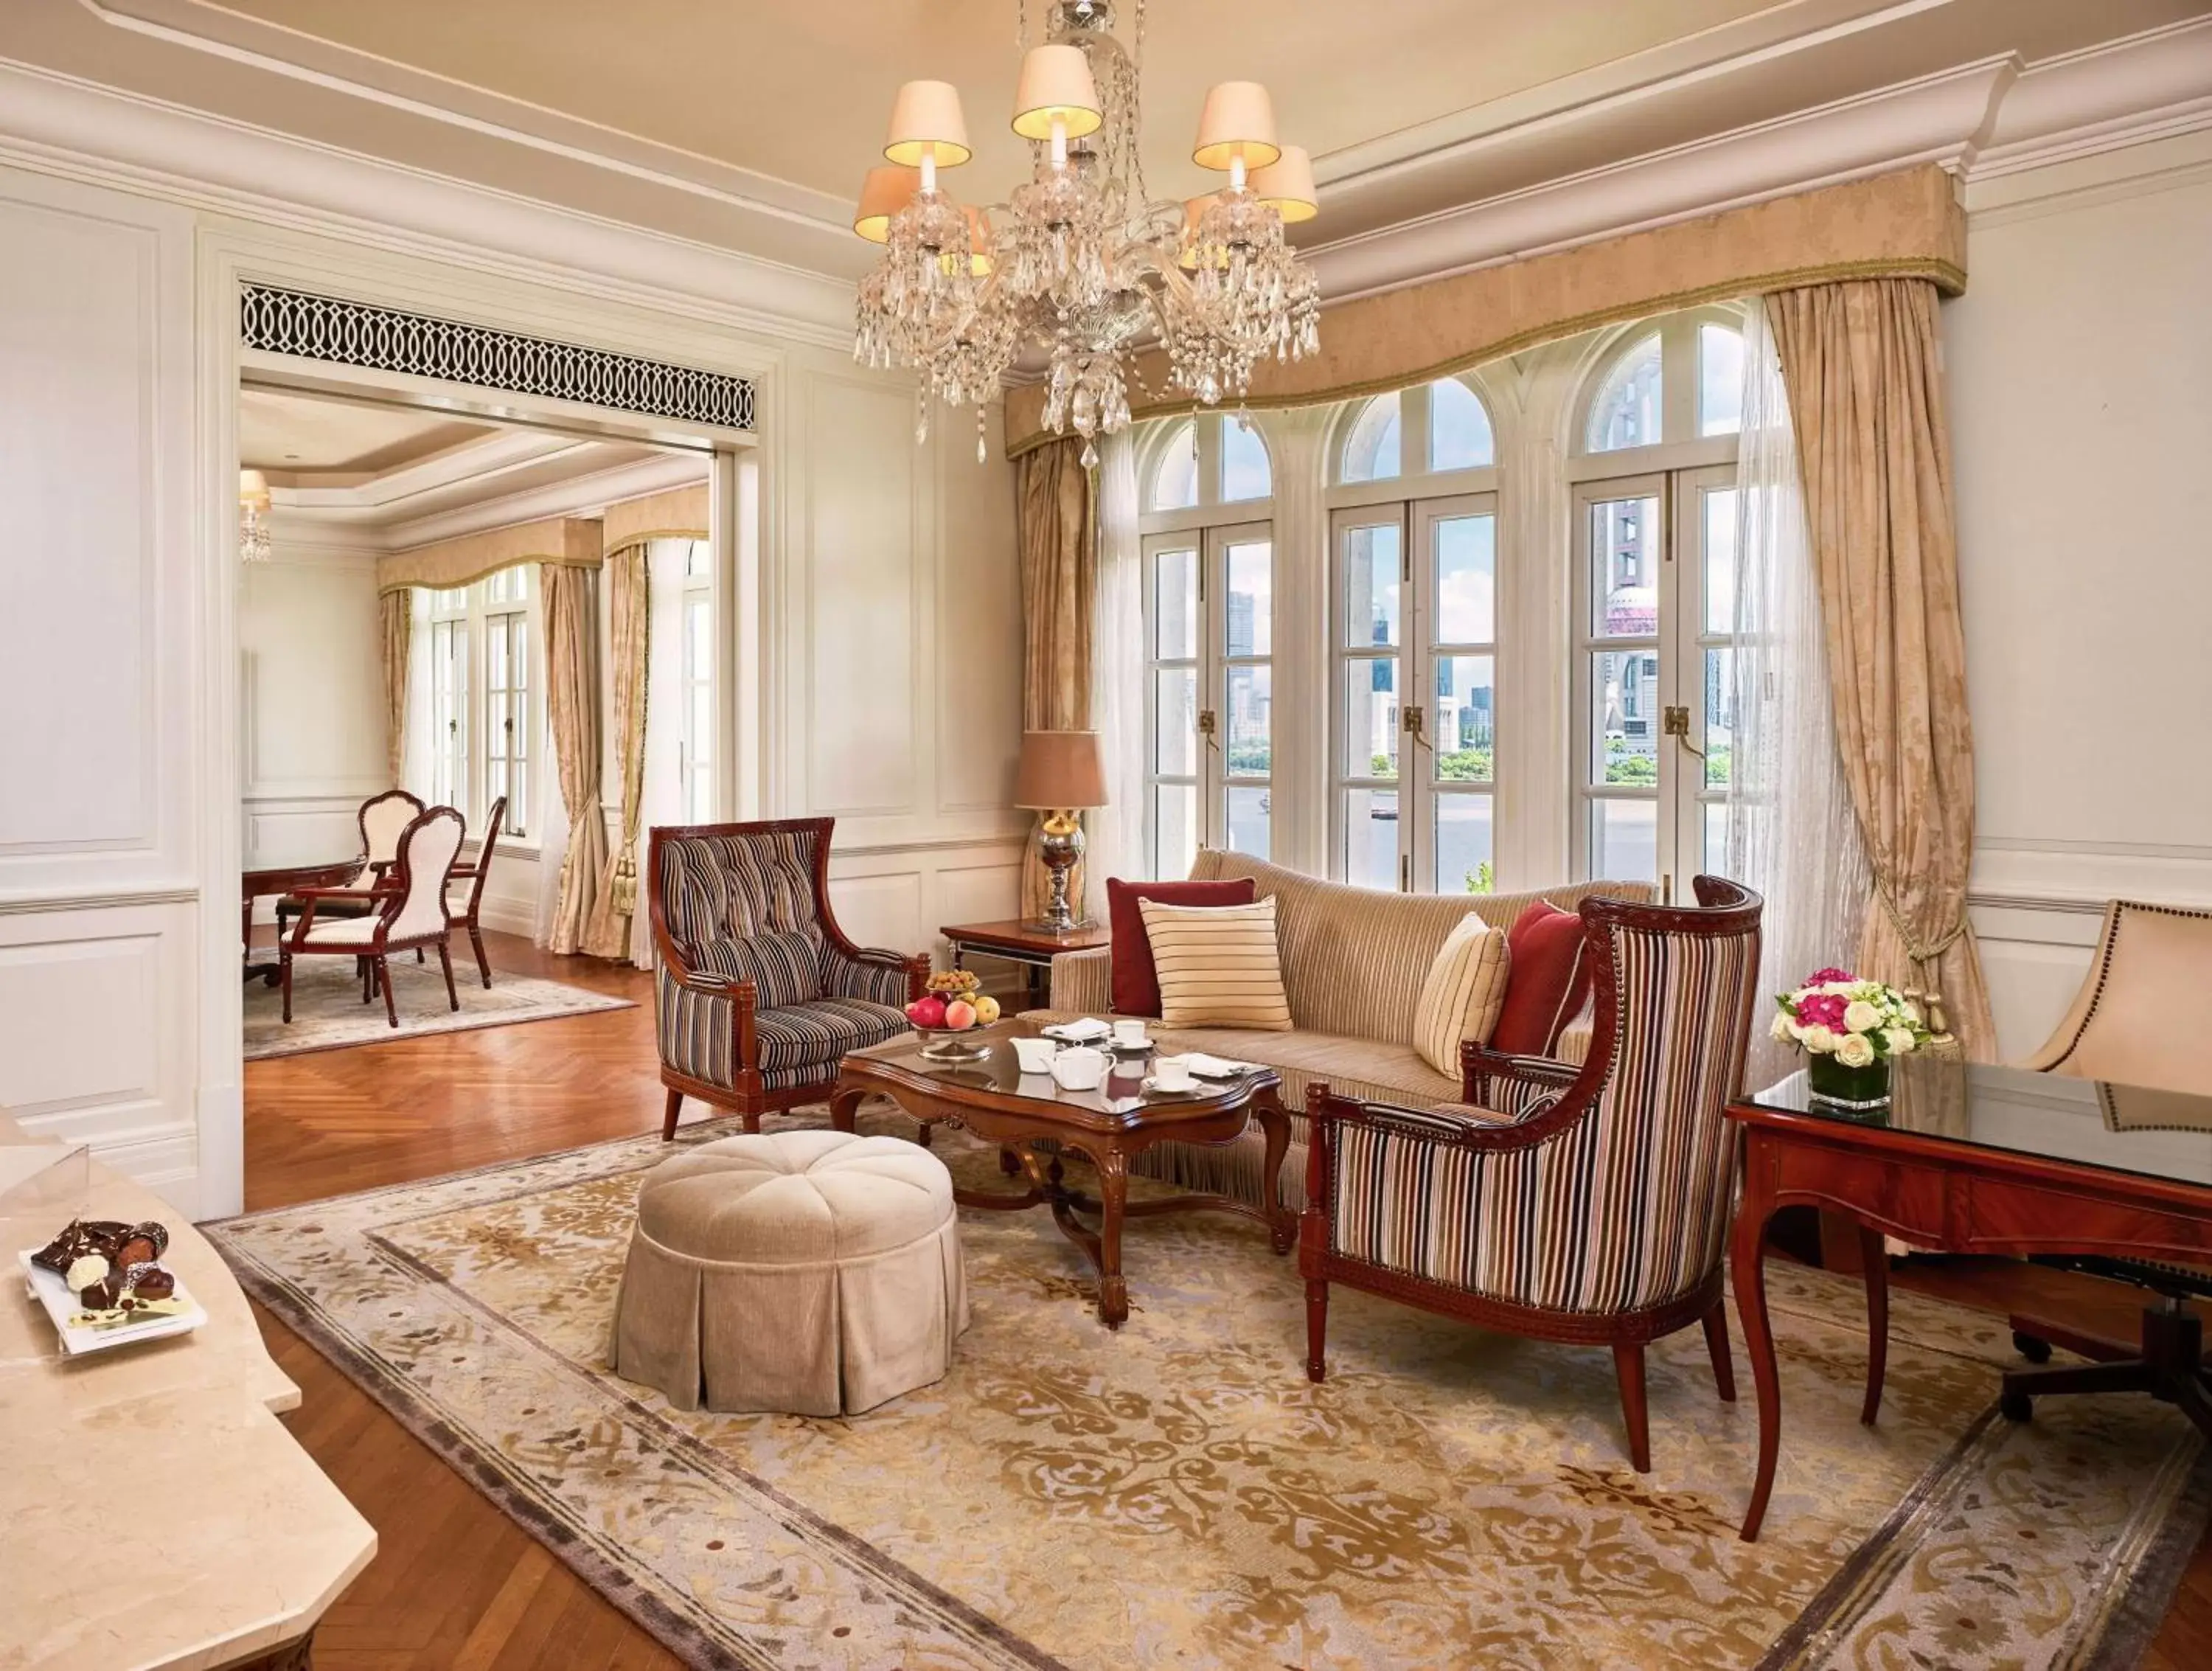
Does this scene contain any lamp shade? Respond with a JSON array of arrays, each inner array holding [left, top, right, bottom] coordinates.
[[1013, 729, 1107, 810], [1250, 144, 1318, 222], [853, 164, 921, 242], [1011, 44, 1102, 142], [885, 80, 971, 168], [238, 468, 271, 510], [1192, 80, 1281, 171]]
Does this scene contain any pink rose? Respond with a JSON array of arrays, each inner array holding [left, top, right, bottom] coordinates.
[[1806, 967, 1854, 987], [1795, 993, 1848, 1032]]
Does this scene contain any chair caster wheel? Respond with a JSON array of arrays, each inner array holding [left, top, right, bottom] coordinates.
[[2012, 1330, 2053, 1364], [2000, 1386, 2034, 1423]]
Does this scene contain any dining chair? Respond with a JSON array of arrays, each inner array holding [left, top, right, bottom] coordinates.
[[444, 795, 507, 989], [282, 806, 467, 1029], [1299, 876, 1764, 1472], [275, 788, 424, 942]]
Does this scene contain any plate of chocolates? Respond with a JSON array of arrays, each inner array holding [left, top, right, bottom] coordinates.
[[20, 1216, 206, 1355]]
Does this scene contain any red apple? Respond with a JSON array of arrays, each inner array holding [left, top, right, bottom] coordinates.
[[908, 996, 947, 1029], [944, 1000, 977, 1031]]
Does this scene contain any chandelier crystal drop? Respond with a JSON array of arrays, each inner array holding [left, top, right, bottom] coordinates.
[[238, 468, 273, 563], [854, 0, 1320, 464]]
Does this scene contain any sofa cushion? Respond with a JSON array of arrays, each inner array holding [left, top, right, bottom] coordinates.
[[1106, 875, 1256, 1017], [1491, 900, 1590, 1056], [1413, 914, 1511, 1074], [1141, 896, 1293, 1032], [751, 998, 907, 1077], [695, 928, 824, 1008]]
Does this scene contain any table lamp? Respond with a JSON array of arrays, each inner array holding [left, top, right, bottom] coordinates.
[[1014, 729, 1107, 934]]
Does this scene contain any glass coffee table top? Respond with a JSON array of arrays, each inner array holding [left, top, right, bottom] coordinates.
[[1740, 1055, 2212, 1190], [846, 1024, 1273, 1121]]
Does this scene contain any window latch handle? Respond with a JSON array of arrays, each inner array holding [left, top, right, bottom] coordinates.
[[1663, 704, 1705, 759]]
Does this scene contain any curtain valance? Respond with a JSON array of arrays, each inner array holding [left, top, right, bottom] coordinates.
[[602, 483, 709, 550], [1002, 163, 1966, 456], [376, 515, 603, 595]]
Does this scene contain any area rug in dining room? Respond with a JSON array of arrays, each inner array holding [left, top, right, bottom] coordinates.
[[242, 956, 634, 1060], [207, 1109, 2209, 1671]]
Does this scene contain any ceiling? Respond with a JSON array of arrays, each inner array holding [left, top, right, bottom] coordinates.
[[239, 389, 493, 476], [4, 0, 2207, 286]]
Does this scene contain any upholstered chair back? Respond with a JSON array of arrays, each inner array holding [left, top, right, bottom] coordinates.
[[656, 824, 826, 955], [2023, 900, 2212, 1096], [1551, 878, 1763, 1313], [1186, 848, 1655, 1046], [355, 788, 426, 887], [386, 808, 467, 939]]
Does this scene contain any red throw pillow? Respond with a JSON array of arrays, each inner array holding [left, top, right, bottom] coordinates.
[[1489, 900, 1592, 1056], [1107, 876, 1258, 1017]]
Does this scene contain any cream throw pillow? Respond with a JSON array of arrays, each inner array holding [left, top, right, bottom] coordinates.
[[1413, 914, 1512, 1075], [1137, 896, 1294, 1032]]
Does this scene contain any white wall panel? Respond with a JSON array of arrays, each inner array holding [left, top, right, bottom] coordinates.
[[240, 552, 386, 804], [936, 403, 1022, 816]]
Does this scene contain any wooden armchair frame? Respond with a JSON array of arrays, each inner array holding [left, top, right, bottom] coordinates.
[[282, 805, 467, 1029], [1299, 875, 1763, 1472], [649, 816, 930, 1139], [444, 795, 507, 989], [275, 788, 424, 941]]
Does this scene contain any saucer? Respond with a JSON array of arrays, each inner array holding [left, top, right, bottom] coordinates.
[[1140, 1077, 1205, 1098]]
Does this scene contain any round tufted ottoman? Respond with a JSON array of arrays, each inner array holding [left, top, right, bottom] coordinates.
[[609, 1130, 969, 1416]]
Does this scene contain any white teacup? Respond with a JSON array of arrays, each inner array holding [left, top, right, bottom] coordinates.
[[1150, 1055, 1194, 1092], [1049, 1046, 1106, 1092], [1010, 1035, 1059, 1076], [1111, 1018, 1150, 1049]]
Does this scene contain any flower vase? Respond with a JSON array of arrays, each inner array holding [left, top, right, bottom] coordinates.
[[1806, 1052, 1891, 1111]]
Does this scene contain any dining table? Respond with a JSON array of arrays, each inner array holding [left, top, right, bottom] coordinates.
[[240, 854, 363, 983]]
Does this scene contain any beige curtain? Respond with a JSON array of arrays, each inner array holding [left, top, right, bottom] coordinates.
[[541, 563, 606, 956], [583, 542, 650, 961], [378, 588, 410, 788], [1766, 278, 1995, 1058], [1016, 438, 1096, 917]]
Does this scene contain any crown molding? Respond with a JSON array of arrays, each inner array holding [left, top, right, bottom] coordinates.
[[0, 54, 860, 352]]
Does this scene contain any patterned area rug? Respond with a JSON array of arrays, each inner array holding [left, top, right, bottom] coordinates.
[[209, 1110, 2210, 1670], [243, 956, 634, 1060]]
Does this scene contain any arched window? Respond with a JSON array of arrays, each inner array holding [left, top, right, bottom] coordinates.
[[1222, 417, 1271, 501], [1427, 378, 1494, 471], [1585, 332, 1661, 453], [1150, 419, 1199, 511], [1697, 322, 1745, 437], [1340, 392, 1402, 482]]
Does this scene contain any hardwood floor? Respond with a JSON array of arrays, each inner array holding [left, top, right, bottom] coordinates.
[[242, 929, 2211, 1669]]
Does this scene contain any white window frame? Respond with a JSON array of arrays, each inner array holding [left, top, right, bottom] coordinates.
[[1567, 306, 1745, 900], [1137, 411, 1275, 877], [481, 573, 530, 838], [1325, 375, 1506, 893], [411, 566, 543, 850], [425, 586, 469, 820]]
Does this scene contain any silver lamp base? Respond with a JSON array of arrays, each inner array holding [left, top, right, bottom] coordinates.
[[1029, 813, 1088, 936]]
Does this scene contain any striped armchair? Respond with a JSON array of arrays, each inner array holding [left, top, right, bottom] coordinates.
[[648, 819, 928, 1139], [1300, 876, 1764, 1473]]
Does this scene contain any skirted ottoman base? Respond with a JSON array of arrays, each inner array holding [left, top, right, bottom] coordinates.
[[609, 1130, 968, 1416]]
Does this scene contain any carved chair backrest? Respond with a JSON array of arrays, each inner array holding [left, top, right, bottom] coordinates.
[[652, 819, 830, 963], [455, 796, 507, 920], [355, 789, 427, 888], [381, 807, 467, 942]]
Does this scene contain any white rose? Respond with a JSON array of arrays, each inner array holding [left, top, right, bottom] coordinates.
[[1769, 1010, 1795, 1042], [1899, 1001, 1921, 1026], [1836, 1032, 1877, 1069], [1843, 1000, 1882, 1034], [1800, 1024, 1837, 1055], [1884, 1026, 1917, 1056]]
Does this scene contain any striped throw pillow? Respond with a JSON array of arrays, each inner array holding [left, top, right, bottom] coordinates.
[[1138, 897, 1294, 1032], [1413, 913, 1512, 1075]]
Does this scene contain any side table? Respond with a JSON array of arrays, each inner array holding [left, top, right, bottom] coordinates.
[[940, 917, 1110, 1007]]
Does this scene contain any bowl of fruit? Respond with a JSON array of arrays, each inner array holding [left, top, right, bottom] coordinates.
[[905, 969, 1003, 1061]]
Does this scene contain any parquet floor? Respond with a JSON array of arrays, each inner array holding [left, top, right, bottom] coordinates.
[[242, 929, 2212, 1670]]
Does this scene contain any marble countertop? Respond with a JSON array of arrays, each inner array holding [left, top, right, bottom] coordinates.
[[1, 1128, 376, 1671]]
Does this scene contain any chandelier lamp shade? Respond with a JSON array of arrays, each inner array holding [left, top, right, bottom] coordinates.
[[238, 467, 273, 563], [853, 0, 1321, 465]]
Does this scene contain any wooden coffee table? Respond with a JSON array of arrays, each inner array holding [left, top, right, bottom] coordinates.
[[831, 1022, 1293, 1328]]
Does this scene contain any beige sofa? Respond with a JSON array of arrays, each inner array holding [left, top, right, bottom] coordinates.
[[1027, 850, 1653, 1209]]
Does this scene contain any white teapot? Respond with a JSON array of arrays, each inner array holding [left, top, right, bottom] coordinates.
[[1048, 1045, 1106, 1091]]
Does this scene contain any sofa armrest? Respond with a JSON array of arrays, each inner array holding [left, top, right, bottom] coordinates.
[[1461, 1041, 1580, 1119], [1049, 945, 1114, 1015]]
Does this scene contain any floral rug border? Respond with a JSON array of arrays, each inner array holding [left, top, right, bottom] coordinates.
[[210, 1117, 2212, 1671]]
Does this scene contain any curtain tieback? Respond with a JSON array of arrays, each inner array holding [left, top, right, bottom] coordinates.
[[1876, 881, 1969, 965], [611, 844, 639, 915]]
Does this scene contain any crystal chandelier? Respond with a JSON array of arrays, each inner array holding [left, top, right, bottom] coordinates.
[[238, 468, 273, 563], [854, 0, 1320, 464]]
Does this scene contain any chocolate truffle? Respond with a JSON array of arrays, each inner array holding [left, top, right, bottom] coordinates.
[[114, 1235, 159, 1269], [124, 1262, 175, 1301]]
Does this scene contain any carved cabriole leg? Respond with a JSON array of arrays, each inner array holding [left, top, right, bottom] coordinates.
[[1733, 1152, 1783, 1542], [1613, 1341, 1652, 1473], [1304, 1279, 1329, 1383], [470, 923, 492, 987], [828, 1087, 864, 1136], [1093, 1149, 1130, 1329], [1859, 1226, 1889, 1426], [437, 940, 459, 1012], [1702, 1298, 1738, 1403], [1000, 1146, 1022, 1175], [1255, 1089, 1295, 1255], [378, 955, 400, 1028], [661, 1088, 683, 1142]]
